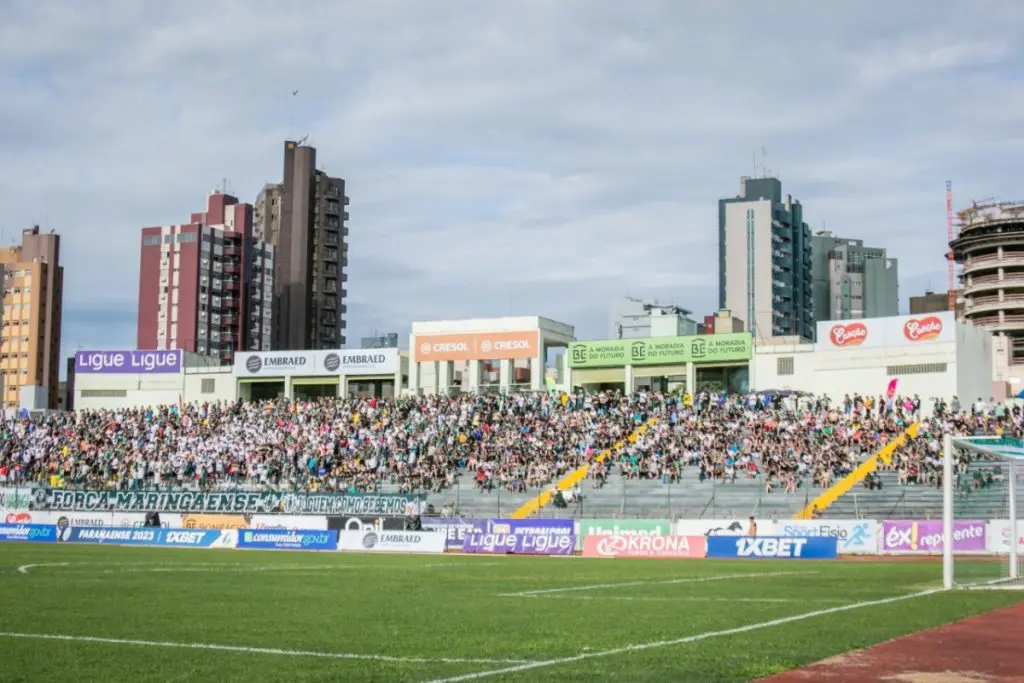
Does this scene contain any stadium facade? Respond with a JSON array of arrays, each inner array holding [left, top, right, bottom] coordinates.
[[752, 311, 994, 406], [71, 311, 994, 411]]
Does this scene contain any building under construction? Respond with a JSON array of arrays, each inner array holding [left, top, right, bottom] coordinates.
[[950, 199, 1024, 362]]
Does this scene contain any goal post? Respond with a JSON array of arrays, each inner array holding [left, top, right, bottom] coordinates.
[[943, 433, 1022, 590]]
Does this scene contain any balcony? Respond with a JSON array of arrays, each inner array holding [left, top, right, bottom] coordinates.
[[223, 278, 239, 291], [224, 247, 239, 258], [968, 314, 1024, 332], [222, 315, 237, 327], [223, 262, 239, 275], [963, 251, 1024, 275]]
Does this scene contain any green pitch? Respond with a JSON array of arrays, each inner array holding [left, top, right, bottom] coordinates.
[[0, 545, 1020, 682]]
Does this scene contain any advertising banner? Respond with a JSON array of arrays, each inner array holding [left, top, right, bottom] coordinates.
[[333, 349, 400, 376], [675, 519, 776, 537], [338, 530, 446, 554], [156, 529, 238, 548], [881, 520, 987, 553], [75, 350, 183, 374], [61, 527, 162, 545], [774, 520, 879, 554], [421, 518, 488, 550], [985, 520, 1024, 554], [461, 532, 576, 555], [578, 518, 670, 550], [233, 350, 400, 377], [28, 489, 424, 516], [483, 518, 574, 536], [568, 333, 751, 369], [816, 312, 955, 352], [59, 526, 238, 547], [582, 534, 706, 559], [251, 515, 328, 530], [327, 516, 409, 533], [236, 529, 338, 551], [0, 523, 56, 543], [706, 536, 838, 559], [414, 331, 540, 362]]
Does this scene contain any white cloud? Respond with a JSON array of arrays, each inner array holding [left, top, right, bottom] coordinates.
[[1, 0, 1023, 355]]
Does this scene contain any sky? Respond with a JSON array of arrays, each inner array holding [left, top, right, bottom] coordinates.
[[2, 0, 1024, 362]]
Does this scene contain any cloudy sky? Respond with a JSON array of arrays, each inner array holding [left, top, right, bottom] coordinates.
[[3, 0, 1024, 362]]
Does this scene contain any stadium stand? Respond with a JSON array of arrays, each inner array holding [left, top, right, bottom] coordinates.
[[0, 391, 1018, 521]]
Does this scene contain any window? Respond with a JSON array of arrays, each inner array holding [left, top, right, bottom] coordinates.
[[201, 377, 215, 393], [885, 363, 947, 375], [142, 235, 161, 247], [777, 357, 795, 375]]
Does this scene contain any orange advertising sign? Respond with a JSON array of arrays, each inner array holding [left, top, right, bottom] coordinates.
[[903, 316, 943, 342], [416, 330, 539, 361], [829, 322, 868, 348]]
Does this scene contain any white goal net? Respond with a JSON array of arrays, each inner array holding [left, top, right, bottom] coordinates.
[[944, 434, 1022, 590]]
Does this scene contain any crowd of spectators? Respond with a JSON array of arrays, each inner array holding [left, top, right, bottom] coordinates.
[[0, 390, 1019, 498]]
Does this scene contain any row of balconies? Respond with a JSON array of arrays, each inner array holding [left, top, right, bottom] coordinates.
[[962, 251, 1024, 275]]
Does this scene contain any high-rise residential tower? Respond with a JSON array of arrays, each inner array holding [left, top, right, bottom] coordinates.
[[254, 140, 349, 350], [810, 231, 899, 322], [137, 191, 275, 363], [0, 226, 63, 410], [718, 176, 814, 339]]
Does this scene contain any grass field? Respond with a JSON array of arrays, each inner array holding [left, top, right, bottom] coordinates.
[[0, 545, 1021, 682]]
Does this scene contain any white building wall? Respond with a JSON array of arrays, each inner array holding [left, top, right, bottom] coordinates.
[[722, 200, 773, 335], [955, 319, 995, 402], [753, 313, 992, 414], [183, 368, 239, 404]]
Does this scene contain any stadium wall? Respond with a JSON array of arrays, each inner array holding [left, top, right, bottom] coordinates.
[[1, 493, 1019, 556], [751, 312, 991, 410]]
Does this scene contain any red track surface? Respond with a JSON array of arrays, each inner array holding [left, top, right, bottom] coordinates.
[[760, 602, 1024, 683]]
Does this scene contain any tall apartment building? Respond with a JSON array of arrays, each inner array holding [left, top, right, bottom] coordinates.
[[719, 177, 814, 340], [137, 191, 275, 364], [810, 231, 899, 322], [0, 226, 63, 410], [254, 141, 349, 350]]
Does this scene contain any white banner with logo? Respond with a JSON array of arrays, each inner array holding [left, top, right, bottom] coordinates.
[[674, 519, 778, 537], [251, 515, 328, 530], [233, 349, 399, 377], [1, 510, 182, 528], [986, 520, 1024, 553], [773, 520, 879, 554], [338, 530, 446, 554]]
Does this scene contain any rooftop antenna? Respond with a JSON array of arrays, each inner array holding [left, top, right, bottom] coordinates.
[[289, 88, 299, 140]]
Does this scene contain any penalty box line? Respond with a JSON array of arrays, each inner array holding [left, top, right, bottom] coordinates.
[[421, 588, 943, 683], [0, 632, 539, 666], [499, 570, 820, 597]]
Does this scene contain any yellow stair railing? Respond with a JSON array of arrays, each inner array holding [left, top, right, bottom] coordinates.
[[509, 418, 659, 519], [793, 422, 922, 520]]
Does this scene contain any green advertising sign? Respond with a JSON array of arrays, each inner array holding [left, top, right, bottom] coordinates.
[[568, 333, 751, 369], [577, 518, 671, 550]]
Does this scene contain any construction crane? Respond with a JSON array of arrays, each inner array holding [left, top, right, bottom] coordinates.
[[946, 181, 957, 312]]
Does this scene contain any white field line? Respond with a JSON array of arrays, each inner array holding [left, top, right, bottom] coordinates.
[[0, 632, 539, 666], [519, 595, 851, 604], [499, 570, 818, 597], [16, 562, 354, 575], [423, 562, 503, 568], [420, 588, 944, 683], [17, 563, 71, 574]]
